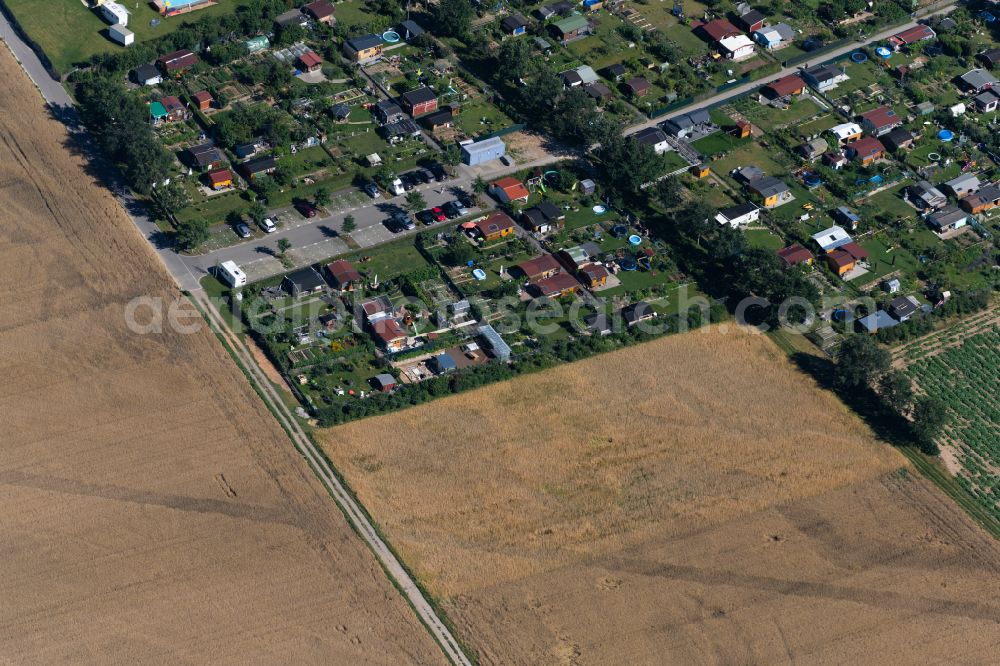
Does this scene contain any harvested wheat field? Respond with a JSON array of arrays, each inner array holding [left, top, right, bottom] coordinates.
[[322, 327, 1000, 665], [0, 50, 441, 663]]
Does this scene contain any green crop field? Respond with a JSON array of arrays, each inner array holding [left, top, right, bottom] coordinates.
[[3, 0, 235, 74], [904, 323, 1000, 522]]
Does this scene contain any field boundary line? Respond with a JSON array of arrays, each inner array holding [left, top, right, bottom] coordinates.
[[187, 289, 474, 666]]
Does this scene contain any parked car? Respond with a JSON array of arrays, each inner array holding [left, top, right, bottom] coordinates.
[[364, 182, 380, 198], [430, 206, 447, 223], [390, 178, 406, 196], [416, 209, 435, 225], [385, 211, 415, 233], [428, 163, 447, 182], [295, 201, 318, 218], [235, 222, 252, 238], [443, 200, 468, 218], [259, 217, 277, 233]]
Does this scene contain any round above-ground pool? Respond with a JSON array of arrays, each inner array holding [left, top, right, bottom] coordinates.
[[851, 51, 868, 63], [617, 257, 638, 271], [628, 234, 642, 246], [592, 205, 607, 214], [382, 31, 400, 43], [875, 46, 892, 59], [938, 129, 954, 142]]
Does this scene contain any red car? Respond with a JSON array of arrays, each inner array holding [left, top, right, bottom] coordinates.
[[431, 207, 446, 222], [295, 201, 318, 218]]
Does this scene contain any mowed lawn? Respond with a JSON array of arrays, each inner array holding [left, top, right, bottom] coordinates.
[[4, 0, 235, 73]]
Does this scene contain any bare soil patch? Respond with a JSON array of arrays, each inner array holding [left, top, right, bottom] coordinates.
[[0, 49, 441, 664], [321, 327, 1000, 665]]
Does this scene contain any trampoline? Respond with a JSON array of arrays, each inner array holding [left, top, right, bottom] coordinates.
[[382, 31, 400, 43], [927, 152, 942, 161], [617, 257, 638, 271], [850, 51, 868, 63], [804, 174, 822, 188], [610, 224, 628, 238], [938, 129, 954, 142]]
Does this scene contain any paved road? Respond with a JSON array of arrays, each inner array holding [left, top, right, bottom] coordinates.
[[1, 15, 472, 666], [191, 290, 473, 666], [624, 4, 958, 136]]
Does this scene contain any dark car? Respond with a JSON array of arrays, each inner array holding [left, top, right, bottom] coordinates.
[[443, 200, 468, 218], [428, 163, 447, 182], [295, 201, 318, 218], [416, 209, 435, 225], [385, 212, 416, 233]]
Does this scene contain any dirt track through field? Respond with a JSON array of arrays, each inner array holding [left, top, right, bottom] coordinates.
[[0, 47, 442, 664], [321, 327, 1000, 665]]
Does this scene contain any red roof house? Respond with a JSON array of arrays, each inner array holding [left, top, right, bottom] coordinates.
[[157, 49, 199, 75], [489, 177, 531, 204], [776, 243, 814, 268], [207, 168, 232, 190], [371, 318, 407, 351], [846, 136, 885, 165], [889, 25, 935, 50], [530, 272, 580, 298], [763, 74, 806, 99], [298, 51, 323, 72], [859, 106, 901, 136], [326, 259, 363, 290], [697, 18, 741, 42], [470, 211, 517, 241], [304, 0, 335, 24], [191, 90, 213, 111], [516, 254, 561, 280]]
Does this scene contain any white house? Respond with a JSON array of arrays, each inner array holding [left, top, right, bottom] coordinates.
[[811, 225, 852, 252], [714, 202, 760, 227], [829, 122, 863, 143], [632, 127, 670, 155], [99, 1, 129, 26], [719, 35, 755, 61]]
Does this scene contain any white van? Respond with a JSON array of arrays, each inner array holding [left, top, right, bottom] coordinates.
[[391, 178, 405, 196]]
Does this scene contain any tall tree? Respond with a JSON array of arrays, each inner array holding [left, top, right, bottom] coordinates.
[[835, 335, 891, 389], [879, 370, 914, 413], [435, 0, 474, 37], [911, 397, 948, 454], [405, 190, 427, 212]]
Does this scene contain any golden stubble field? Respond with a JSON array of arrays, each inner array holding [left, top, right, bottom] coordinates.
[[0, 49, 442, 664], [322, 327, 1000, 665]]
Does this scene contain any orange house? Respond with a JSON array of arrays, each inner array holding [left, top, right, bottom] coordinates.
[[207, 168, 232, 190], [579, 263, 609, 287], [824, 242, 869, 276], [469, 211, 516, 242], [191, 90, 213, 111]]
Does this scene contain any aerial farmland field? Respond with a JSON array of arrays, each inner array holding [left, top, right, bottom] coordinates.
[[0, 45, 441, 663], [321, 326, 1000, 665], [898, 310, 1000, 522]]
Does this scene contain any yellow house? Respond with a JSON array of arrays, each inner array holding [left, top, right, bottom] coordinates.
[[690, 163, 710, 178], [344, 34, 384, 63]]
